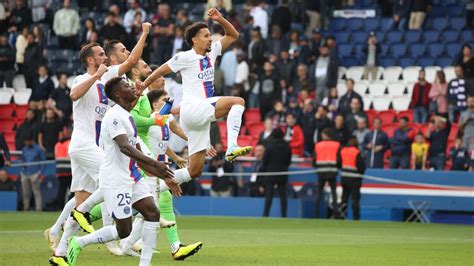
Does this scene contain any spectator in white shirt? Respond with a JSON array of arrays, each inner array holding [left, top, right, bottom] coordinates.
[[235, 49, 250, 92], [53, 0, 80, 49], [250, 0, 269, 39], [15, 27, 29, 73], [123, 0, 146, 34]]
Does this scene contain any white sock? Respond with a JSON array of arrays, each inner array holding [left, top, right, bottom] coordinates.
[[175, 168, 191, 183], [101, 203, 113, 227], [76, 189, 103, 213], [55, 216, 79, 256], [51, 198, 75, 235], [76, 225, 119, 248], [226, 105, 244, 149], [121, 217, 144, 252], [139, 221, 159, 266], [158, 168, 191, 192]]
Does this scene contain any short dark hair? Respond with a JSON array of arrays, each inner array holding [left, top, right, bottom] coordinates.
[[178, 9, 188, 17], [185, 22, 208, 47], [104, 77, 124, 102], [147, 89, 168, 106], [399, 116, 409, 122], [38, 64, 48, 72], [318, 105, 329, 112], [346, 78, 355, 85], [57, 72, 68, 79], [416, 132, 425, 137], [104, 40, 121, 56], [24, 133, 34, 141], [321, 128, 332, 140], [269, 127, 284, 140], [347, 136, 358, 147], [80, 42, 100, 65]]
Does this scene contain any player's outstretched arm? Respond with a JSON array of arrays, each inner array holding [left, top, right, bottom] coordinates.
[[165, 147, 187, 169], [169, 119, 188, 141], [142, 63, 173, 89], [208, 8, 239, 51], [114, 134, 174, 179], [118, 22, 152, 76], [70, 64, 108, 101]]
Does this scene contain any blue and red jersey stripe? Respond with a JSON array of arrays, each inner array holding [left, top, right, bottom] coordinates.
[[199, 56, 214, 98], [128, 116, 141, 182]]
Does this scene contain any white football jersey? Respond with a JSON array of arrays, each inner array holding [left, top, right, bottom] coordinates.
[[99, 104, 142, 188], [148, 113, 174, 162], [69, 65, 119, 153], [166, 41, 222, 103]]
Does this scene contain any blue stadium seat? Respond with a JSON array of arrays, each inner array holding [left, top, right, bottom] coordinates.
[[428, 6, 445, 17], [381, 43, 390, 55], [440, 0, 461, 5], [375, 31, 385, 42], [442, 30, 460, 42], [334, 32, 350, 43], [427, 43, 445, 57], [352, 31, 368, 44], [364, 17, 379, 32], [379, 56, 397, 67], [446, 42, 462, 58], [447, 6, 464, 17], [381, 18, 393, 32], [409, 43, 426, 58], [399, 57, 416, 68], [358, 0, 376, 8], [461, 30, 474, 42], [390, 43, 407, 57], [354, 43, 365, 57], [347, 18, 364, 31], [435, 57, 454, 68], [320, 30, 331, 38], [387, 30, 403, 43], [404, 30, 421, 44], [342, 56, 360, 67], [338, 44, 354, 57], [49, 49, 77, 63], [431, 17, 448, 31], [417, 57, 436, 67], [331, 18, 346, 31], [450, 17, 465, 30], [423, 30, 440, 43]]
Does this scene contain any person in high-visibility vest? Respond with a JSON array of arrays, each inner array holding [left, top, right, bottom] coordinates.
[[337, 136, 366, 220], [313, 128, 340, 218]]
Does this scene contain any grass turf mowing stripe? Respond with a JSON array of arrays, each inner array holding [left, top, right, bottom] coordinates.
[[0, 212, 472, 265]]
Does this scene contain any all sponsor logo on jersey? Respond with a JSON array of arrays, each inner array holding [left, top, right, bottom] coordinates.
[[95, 105, 107, 119], [197, 68, 214, 81]]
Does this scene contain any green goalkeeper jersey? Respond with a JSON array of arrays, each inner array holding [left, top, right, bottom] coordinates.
[[131, 95, 155, 147]]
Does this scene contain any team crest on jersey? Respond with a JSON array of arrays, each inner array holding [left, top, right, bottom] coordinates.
[[124, 206, 131, 215]]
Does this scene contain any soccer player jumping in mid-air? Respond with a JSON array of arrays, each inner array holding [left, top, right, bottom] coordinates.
[[141, 7, 252, 191]]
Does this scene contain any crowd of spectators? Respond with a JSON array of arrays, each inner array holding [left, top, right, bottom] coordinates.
[[0, 0, 473, 196]]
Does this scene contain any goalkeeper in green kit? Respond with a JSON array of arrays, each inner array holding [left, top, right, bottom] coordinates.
[[125, 60, 203, 260]]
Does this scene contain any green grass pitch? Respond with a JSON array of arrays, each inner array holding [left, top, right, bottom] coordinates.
[[0, 212, 472, 265]]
